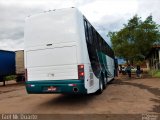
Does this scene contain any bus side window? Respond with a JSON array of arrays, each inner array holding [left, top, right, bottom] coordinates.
[[99, 38, 103, 50], [84, 20, 89, 42], [95, 32, 100, 50], [88, 23, 93, 44], [92, 29, 97, 48]]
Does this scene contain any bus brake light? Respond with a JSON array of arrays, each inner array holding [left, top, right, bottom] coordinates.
[[78, 64, 85, 80]]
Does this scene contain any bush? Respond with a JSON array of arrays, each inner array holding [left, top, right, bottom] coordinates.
[[154, 70, 160, 77], [149, 70, 160, 78], [4, 75, 16, 81]]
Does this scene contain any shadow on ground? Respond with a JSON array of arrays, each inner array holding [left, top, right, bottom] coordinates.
[[48, 94, 95, 105], [0, 82, 24, 94], [37, 94, 96, 111], [111, 78, 160, 113], [0, 82, 24, 87]]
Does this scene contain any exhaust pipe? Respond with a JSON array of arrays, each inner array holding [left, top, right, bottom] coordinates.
[[73, 87, 79, 92]]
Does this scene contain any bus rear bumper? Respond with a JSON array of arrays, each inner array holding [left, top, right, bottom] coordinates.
[[26, 80, 87, 94]]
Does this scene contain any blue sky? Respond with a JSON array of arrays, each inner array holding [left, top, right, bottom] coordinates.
[[0, 0, 160, 50]]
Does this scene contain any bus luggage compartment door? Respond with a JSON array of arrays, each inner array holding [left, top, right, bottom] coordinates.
[[26, 46, 78, 81]]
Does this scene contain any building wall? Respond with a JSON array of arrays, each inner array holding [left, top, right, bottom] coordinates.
[[147, 47, 160, 70]]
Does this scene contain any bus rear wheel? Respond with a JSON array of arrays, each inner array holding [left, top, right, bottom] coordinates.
[[96, 76, 103, 94], [103, 77, 107, 89]]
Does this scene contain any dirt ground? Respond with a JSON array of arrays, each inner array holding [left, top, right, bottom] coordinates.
[[0, 74, 160, 119]]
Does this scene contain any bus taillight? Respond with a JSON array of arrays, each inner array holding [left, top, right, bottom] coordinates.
[[25, 69, 28, 81], [78, 64, 85, 80]]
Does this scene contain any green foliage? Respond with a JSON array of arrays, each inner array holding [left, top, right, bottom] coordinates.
[[108, 15, 160, 62], [154, 71, 160, 78], [4, 75, 16, 81], [149, 70, 160, 78]]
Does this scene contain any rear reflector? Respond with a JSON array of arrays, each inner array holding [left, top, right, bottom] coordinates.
[[28, 84, 35, 87], [68, 84, 77, 87], [78, 64, 85, 80]]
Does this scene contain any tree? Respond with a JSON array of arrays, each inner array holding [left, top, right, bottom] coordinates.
[[108, 15, 160, 64]]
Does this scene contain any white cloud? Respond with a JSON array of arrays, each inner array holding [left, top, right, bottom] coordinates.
[[78, 0, 138, 22], [137, 0, 160, 24], [0, 0, 75, 10], [0, 38, 24, 51], [0, 0, 159, 50]]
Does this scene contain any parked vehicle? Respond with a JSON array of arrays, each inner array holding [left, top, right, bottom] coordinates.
[[122, 66, 137, 75], [24, 8, 116, 94], [0, 50, 25, 86], [121, 66, 126, 74], [15, 50, 25, 82], [0, 50, 15, 86]]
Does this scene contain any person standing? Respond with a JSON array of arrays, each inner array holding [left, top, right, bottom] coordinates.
[[119, 65, 122, 74], [126, 64, 131, 78], [136, 65, 141, 78]]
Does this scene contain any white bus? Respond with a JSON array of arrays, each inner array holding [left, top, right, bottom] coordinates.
[[24, 7, 116, 94]]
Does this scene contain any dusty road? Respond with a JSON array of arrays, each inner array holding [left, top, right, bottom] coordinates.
[[0, 75, 160, 115]]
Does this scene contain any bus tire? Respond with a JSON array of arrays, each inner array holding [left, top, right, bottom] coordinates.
[[103, 72, 108, 89], [96, 76, 103, 95], [103, 77, 107, 89]]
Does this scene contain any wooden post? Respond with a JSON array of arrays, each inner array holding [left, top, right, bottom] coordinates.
[[2, 76, 5, 86], [3, 79, 5, 86]]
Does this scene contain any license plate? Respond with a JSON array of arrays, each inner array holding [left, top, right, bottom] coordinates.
[[47, 86, 57, 91]]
